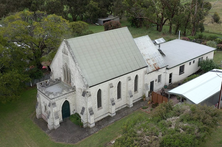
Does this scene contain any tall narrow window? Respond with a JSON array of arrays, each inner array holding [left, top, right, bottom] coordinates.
[[158, 75, 161, 83], [97, 89, 102, 108], [134, 75, 138, 92], [63, 63, 71, 84], [117, 82, 121, 99]]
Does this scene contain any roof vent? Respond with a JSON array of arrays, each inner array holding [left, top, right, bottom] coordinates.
[[154, 38, 165, 45], [153, 38, 166, 56]]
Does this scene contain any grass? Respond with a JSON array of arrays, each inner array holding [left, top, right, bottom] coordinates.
[[0, 88, 149, 147], [199, 121, 222, 147], [204, 0, 222, 34], [88, 19, 178, 40], [213, 51, 222, 65]]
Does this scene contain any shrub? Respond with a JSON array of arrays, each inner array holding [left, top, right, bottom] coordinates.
[[151, 101, 173, 121], [215, 38, 222, 44], [198, 59, 220, 72], [104, 20, 121, 31], [70, 113, 83, 127], [217, 44, 222, 50], [181, 37, 189, 41], [142, 106, 148, 109], [207, 35, 218, 41], [206, 40, 217, 48], [183, 74, 199, 83], [28, 67, 43, 79], [212, 12, 220, 23], [196, 33, 204, 39]]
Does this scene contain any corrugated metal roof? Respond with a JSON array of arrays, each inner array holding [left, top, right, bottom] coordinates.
[[134, 35, 166, 72], [66, 27, 147, 86], [161, 39, 216, 68], [169, 69, 222, 104]]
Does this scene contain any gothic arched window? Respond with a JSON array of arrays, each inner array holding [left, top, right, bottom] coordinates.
[[97, 89, 102, 108], [134, 75, 138, 92], [117, 82, 121, 99]]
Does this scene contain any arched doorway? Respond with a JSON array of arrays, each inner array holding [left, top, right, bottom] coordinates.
[[62, 100, 70, 119]]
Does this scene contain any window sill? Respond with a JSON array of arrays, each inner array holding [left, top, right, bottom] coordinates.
[[117, 98, 122, 101], [98, 107, 103, 110]]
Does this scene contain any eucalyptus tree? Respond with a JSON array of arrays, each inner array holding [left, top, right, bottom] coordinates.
[[1, 10, 70, 69]]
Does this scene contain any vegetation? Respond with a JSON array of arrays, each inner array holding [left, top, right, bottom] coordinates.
[[122, 0, 211, 36], [212, 12, 220, 23], [183, 74, 199, 83], [114, 102, 222, 147], [0, 87, 149, 147], [104, 20, 121, 31], [70, 113, 83, 127], [199, 59, 220, 72]]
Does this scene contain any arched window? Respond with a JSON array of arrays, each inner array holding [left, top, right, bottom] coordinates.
[[97, 89, 102, 108], [134, 75, 138, 92], [117, 82, 121, 99], [63, 63, 71, 84]]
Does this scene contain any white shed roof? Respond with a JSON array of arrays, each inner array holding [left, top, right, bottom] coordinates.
[[161, 39, 216, 68], [169, 69, 222, 104]]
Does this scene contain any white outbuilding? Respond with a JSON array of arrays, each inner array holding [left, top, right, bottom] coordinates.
[[169, 69, 222, 106]]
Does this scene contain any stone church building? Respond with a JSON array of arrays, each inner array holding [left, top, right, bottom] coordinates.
[[36, 27, 215, 130]]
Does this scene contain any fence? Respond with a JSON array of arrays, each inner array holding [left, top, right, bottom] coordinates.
[[152, 92, 168, 104]]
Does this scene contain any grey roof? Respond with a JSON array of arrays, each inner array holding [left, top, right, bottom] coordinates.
[[134, 35, 166, 72], [66, 27, 146, 87], [161, 39, 216, 68]]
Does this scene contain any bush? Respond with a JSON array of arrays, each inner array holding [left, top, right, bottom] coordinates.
[[215, 38, 222, 44], [151, 101, 173, 121], [28, 67, 43, 79], [206, 40, 217, 48], [198, 59, 220, 72], [207, 35, 218, 41], [183, 74, 199, 83], [104, 20, 121, 31], [217, 44, 222, 50], [212, 12, 220, 23], [70, 113, 83, 127], [181, 37, 189, 41]]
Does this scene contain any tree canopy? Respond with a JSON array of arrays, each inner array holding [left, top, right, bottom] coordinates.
[[1, 10, 70, 69]]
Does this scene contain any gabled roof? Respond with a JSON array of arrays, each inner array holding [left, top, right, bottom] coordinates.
[[169, 69, 222, 104], [66, 27, 147, 87], [134, 35, 166, 72], [161, 39, 216, 68]]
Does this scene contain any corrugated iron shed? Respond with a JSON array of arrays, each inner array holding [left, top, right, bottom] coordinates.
[[134, 35, 166, 73]]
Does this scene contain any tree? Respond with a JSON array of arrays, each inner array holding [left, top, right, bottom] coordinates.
[[112, 0, 125, 19], [63, 0, 89, 21], [190, 0, 211, 36], [104, 20, 121, 31], [85, 0, 101, 23], [123, 0, 177, 32], [69, 21, 93, 36], [1, 10, 70, 69], [212, 12, 220, 23], [0, 36, 30, 103]]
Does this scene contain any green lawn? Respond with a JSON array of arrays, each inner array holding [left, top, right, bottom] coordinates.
[[89, 19, 178, 41], [214, 51, 222, 66], [0, 88, 149, 147]]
